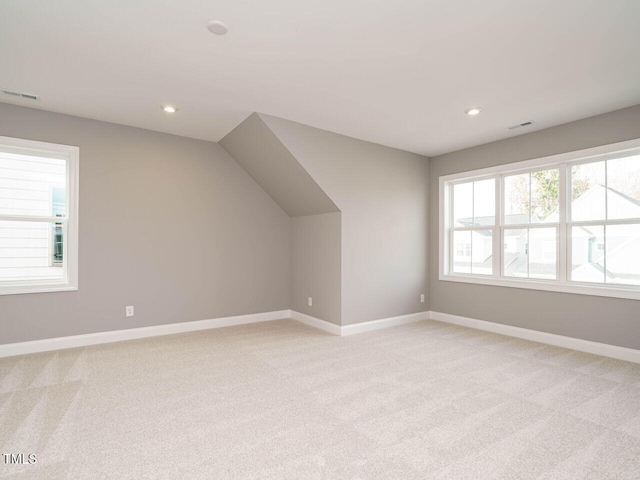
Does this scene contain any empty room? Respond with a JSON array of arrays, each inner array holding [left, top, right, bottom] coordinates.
[[1, 1, 640, 478]]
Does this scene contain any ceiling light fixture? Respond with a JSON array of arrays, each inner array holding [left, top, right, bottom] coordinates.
[[162, 105, 178, 113], [465, 107, 482, 116], [207, 20, 228, 35]]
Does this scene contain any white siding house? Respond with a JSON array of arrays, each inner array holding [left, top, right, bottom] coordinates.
[[0, 152, 66, 281], [571, 185, 640, 284], [454, 184, 640, 284]]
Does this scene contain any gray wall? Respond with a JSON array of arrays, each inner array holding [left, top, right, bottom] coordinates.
[[430, 104, 640, 350], [8, 101, 635, 348], [291, 213, 342, 325], [261, 114, 430, 325], [0, 103, 291, 344], [220, 113, 339, 217]]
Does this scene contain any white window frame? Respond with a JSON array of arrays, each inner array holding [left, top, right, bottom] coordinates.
[[439, 137, 640, 300], [0, 136, 79, 295]]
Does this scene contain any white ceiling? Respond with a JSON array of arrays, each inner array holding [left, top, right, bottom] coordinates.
[[2, 0, 640, 156]]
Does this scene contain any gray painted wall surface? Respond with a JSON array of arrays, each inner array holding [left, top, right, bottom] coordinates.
[[0, 104, 291, 344], [291, 213, 342, 325], [261, 114, 429, 325], [430, 105, 640, 350], [220, 113, 338, 217]]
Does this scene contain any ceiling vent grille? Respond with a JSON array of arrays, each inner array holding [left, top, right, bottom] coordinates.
[[508, 121, 534, 130], [2, 88, 39, 101]]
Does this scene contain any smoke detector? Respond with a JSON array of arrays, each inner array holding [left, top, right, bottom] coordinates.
[[207, 21, 228, 35]]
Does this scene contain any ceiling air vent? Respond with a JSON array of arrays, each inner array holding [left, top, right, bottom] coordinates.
[[508, 121, 534, 130], [2, 88, 39, 101]]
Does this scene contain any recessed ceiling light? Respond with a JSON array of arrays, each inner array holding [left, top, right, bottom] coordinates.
[[465, 107, 482, 116], [207, 20, 228, 35], [162, 105, 178, 113]]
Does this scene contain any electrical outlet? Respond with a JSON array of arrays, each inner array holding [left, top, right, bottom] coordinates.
[[126, 306, 134, 317], [420, 293, 425, 303], [308, 297, 313, 307]]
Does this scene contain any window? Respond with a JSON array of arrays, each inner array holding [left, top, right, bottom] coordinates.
[[439, 138, 640, 300], [450, 178, 495, 275], [0, 136, 78, 295]]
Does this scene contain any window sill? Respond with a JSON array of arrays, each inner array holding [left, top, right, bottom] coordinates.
[[439, 273, 640, 301], [0, 283, 78, 296]]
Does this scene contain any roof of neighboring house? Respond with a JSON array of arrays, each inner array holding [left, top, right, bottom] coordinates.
[[503, 254, 557, 278], [455, 184, 640, 284], [606, 185, 640, 208], [461, 184, 640, 228], [571, 184, 640, 218]]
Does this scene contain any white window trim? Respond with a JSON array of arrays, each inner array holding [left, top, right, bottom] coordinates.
[[439, 137, 640, 301], [0, 136, 79, 295]]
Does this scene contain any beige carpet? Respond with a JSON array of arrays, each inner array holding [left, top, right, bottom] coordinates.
[[1, 319, 640, 479]]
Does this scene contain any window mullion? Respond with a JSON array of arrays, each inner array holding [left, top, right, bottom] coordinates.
[[470, 181, 475, 275], [604, 159, 608, 284], [62, 221, 69, 281], [603, 225, 607, 284], [605, 159, 609, 221], [558, 164, 568, 283], [496, 176, 501, 276], [528, 173, 532, 224], [448, 184, 454, 275]]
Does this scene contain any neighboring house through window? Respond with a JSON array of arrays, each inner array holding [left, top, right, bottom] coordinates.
[[0, 136, 78, 295], [439, 138, 640, 300]]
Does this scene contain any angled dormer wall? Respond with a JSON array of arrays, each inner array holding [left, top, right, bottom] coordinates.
[[221, 112, 429, 326], [260, 114, 429, 325], [220, 113, 339, 217], [220, 114, 342, 325]]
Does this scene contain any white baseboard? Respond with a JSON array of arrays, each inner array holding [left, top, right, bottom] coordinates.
[[10, 308, 631, 364], [341, 311, 430, 336], [0, 308, 429, 358], [289, 310, 430, 336], [289, 310, 342, 335], [429, 311, 640, 364], [0, 310, 290, 358]]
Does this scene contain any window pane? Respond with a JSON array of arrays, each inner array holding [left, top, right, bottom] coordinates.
[[529, 228, 557, 279], [606, 224, 640, 285], [0, 152, 67, 217], [471, 230, 492, 275], [453, 182, 473, 227], [607, 155, 640, 220], [531, 169, 559, 223], [473, 179, 495, 226], [0, 220, 65, 282], [571, 225, 605, 283], [452, 230, 471, 273], [504, 173, 530, 225], [504, 229, 528, 277], [571, 162, 605, 221]]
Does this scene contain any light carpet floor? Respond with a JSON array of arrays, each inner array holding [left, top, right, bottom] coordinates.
[[1, 319, 640, 479]]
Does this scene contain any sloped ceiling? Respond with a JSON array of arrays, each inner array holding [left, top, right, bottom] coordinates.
[[220, 113, 339, 217]]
